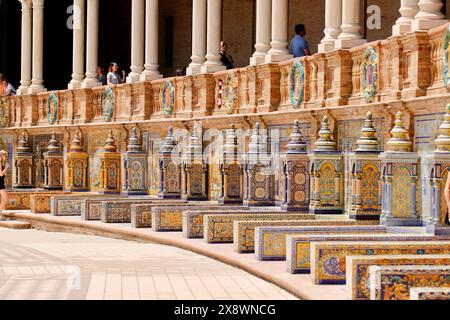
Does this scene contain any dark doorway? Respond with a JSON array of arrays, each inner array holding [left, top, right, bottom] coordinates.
[[0, 0, 21, 90], [43, 0, 73, 91], [99, 0, 131, 77]]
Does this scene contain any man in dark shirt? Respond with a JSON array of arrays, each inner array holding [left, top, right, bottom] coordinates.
[[290, 24, 311, 58], [220, 41, 234, 70]]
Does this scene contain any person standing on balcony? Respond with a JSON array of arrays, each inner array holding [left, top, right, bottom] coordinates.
[[220, 41, 234, 70], [97, 66, 107, 86], [0, 74, 16, 97], [107, 62, 126, 86], [290, 24, 311, 58]]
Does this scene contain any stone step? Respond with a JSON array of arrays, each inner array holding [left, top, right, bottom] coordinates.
[[0, 220, 32, 230], [310, 241, 450, 285], [369, 266, 450, 300], [203, 213, 315, 243], [234, 219, 379, 254], [346, 254, 450, 300], [255, 225, 387, 261]]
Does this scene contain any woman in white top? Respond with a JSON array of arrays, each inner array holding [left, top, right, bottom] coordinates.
[[107, 62, 126, 85]]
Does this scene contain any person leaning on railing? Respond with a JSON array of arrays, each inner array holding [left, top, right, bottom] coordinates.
[[0, 74, 16, 97]]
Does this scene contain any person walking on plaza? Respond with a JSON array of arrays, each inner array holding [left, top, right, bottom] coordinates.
[[107, 62, 126, 85], [290, 24, 311, 58], [0, 150, 9, 218], [0, 74, 15, 97], [220, 41, 234, 70]]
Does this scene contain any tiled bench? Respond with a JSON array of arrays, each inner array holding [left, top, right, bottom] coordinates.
[[152, 206, 252, 232], [290, 235, 441, 276], [309, 241, 450, 285], [182, 208, 281, 238], [203, 213, 315, 243], [79, 197, 170, 221], [255, 225, 387, 260], [31, 193, 68, 214], [410, 287, 450, 300], [9, 190, 64, 211], [131, 204, 153, 228], [233, 219, 379, 254], [369, 266, 450, 300], [346, 255, 450, 300], [99, 199, 188, 223], [51, 194, 114, 216]]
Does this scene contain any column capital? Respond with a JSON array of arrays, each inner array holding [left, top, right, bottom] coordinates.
[[32, 0, 45, 9], [19, 0, 33, 10]]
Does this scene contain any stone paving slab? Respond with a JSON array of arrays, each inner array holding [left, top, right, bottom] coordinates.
[[0, 228, 297, 300], [2, 211, 345, 300]]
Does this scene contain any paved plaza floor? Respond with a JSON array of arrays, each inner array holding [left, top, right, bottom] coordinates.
[[0, 228, 298, 300]]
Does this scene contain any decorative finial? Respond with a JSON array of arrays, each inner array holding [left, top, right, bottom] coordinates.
[[355, 111, 379, 152], [104, 130, 117, 152], [287, 120, 307, 154], [387, 111, 412, 152], [314, 115, 336, 151], [248, 122, 268, 154], [70, 130, 84, 152], [435, 104, 450, 153], [186, 127, 202, 157], [46, 132, 62, 154], [160, 127, 177, 154], [17, 132, 31, 153], [127, 127, 142, 153], [224, 124, 239, 157]]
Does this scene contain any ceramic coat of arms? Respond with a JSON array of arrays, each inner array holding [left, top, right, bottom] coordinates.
[[223, 73, 238, 114], [362, 46, 379, 103], [101, 86, 115, 122], [47, 92, 58, 125], [290, 60, 305, 108], [444, 25, 450, 89], [162, 80, 175, 118], [0, 97, 9, 128]]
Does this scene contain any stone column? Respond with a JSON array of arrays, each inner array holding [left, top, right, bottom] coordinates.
[[392, 0, 420, 36], [335, 0, 366, 49], [201, 0, 226, 73], [127, 0, 145, 83], [250, 0, 271, 65], [412, 0, 448, 31], [319, 0, 343, 53], [410, 177, 418, 219], [68, 0, 86, 89], [30, 0, 46, 93], [18, 0, 33, 95], [82, 0, 101, 88], [265, 0, 292, 63], [141, 0, 163, 80], [187, 0, 207, 75], [386, 177, 393, 218]]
